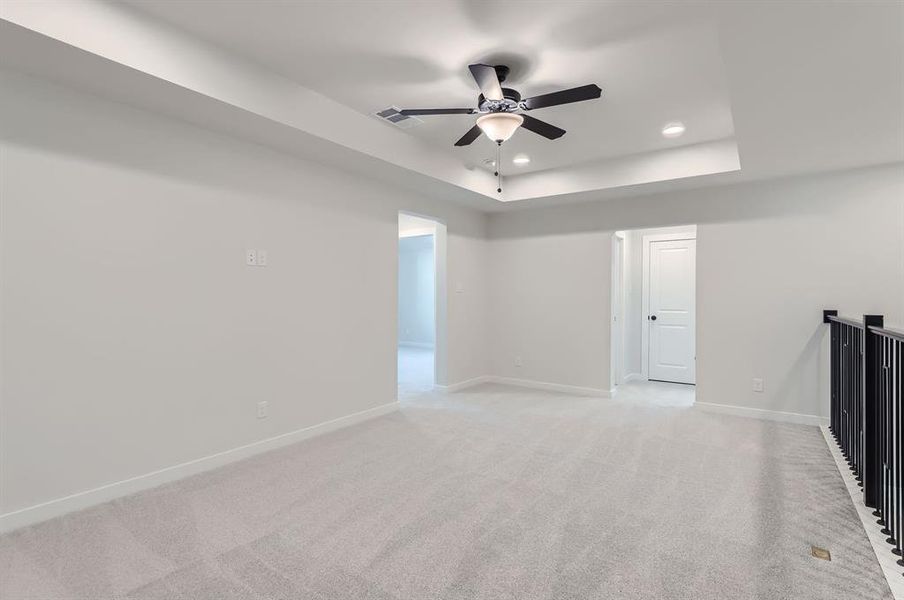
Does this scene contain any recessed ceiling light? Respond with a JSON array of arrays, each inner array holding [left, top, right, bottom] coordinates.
[[513, 154, 530, 165], [662, 122, 686, 138]]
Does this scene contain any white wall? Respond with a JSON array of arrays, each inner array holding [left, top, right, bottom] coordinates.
[[398, 234, 435, 347], [488, 230, 612, 393], [489, 164, 904, 418], [0, 70, 489, 519]]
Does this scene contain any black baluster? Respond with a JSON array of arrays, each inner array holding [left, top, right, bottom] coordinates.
[[888, 336, 893, 532], [847, 325, 853, 465], [880, 334, 888, 531], [864, 315, 884, 509], [826, 311, 837, 437], [894, 338, 903, 569]]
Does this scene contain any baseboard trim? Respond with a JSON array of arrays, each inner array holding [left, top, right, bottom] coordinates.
[[398, 341, 434, 350], [623, 373, 645, 383], [695, 401, 828, 427], [437, 375, 610, 397], [820, 426, 904, 599], [435, 375, 492, 392], [487, 376, 611, 398], [0, 401, 400, 534]]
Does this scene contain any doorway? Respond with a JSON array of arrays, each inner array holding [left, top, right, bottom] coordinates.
[[643, 236, 696, 384], [612, 225, 697, 394], [398, 213, 445, 396]]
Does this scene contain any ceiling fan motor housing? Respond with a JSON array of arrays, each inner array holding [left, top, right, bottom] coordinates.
[[478, 88, 522, 113]]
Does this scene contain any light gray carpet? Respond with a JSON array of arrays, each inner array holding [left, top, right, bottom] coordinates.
[[0, 382, 892, 599]]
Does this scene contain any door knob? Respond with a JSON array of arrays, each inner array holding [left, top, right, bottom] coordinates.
[[649, 315, 657, 321]]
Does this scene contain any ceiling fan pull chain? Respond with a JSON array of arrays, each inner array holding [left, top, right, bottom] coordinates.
[[496, 141, 502, 193]]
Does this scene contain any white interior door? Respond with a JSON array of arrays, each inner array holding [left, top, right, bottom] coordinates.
[[648, 239, 696, 384]]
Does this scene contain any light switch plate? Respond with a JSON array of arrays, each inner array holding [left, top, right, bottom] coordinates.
[[256, 250, 268, 266], [752, 378, 764, 392]]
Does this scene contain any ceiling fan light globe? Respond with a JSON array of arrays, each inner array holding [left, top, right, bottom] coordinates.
[[476, 113, 523, 142]]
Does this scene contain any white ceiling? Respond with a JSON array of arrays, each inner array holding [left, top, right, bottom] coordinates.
[[120, 1, 736, 176], [2, 0, 902, 209]]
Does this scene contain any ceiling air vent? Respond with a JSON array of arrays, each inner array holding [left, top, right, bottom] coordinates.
[[374, 106, 422, 129]]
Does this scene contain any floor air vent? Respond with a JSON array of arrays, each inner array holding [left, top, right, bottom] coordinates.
[[374, 106, 422, 129]]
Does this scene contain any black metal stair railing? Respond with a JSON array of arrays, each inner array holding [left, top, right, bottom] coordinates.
[[824, 310, 904, 576]]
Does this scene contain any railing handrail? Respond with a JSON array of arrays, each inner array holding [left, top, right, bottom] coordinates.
[[826, 314, 865, 328], [823, 313, 902, 337], [869, 324, 904, 342]]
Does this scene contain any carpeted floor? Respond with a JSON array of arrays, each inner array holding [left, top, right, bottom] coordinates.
[[0, 382, 892, 599]]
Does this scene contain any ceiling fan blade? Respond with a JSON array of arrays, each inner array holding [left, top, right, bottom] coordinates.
[[454, 125, 483, 147], [399, 108, 476, 115], [522, 84, 602, 110], [468, 64, 504, 101], [520, 114, 566, 140]]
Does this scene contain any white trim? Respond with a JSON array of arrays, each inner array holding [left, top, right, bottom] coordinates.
[[399, 341, 434, 350], [624, 372, 646, 383], [398, 227, 435, 239], [820, 426, 904, 600], [0, 401, 399, 534], [610, 233, 625, 388], [695, 401, 828, 426], [437, 375, 611, 397], [433, 220, 448, 387], [435, 375, 493, 392], [486, 376, 611, 398]]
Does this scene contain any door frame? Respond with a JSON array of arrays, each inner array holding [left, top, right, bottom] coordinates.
[[398, 211, 448, 390], [610, 233, 626, 389], [641, 231, 697, 381]]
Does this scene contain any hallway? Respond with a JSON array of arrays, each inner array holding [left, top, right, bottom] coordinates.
[[398, 345, 434, 397]]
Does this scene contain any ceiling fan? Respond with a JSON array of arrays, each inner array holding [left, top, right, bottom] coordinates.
[[398, 64, 602, 147], [397, 64, 601, 192]]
